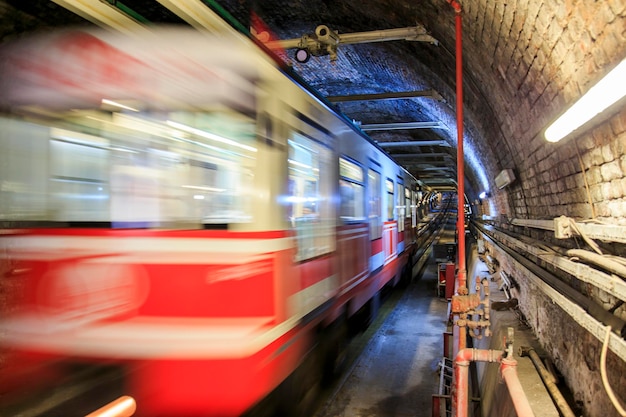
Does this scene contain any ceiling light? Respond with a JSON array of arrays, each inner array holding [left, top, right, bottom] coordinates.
[[545, 58, 626, 143]]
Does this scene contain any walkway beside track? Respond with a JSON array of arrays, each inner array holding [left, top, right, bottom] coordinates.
[[314, 260, 449, 416]]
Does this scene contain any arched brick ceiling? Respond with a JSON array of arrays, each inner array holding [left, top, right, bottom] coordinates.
[[1, 0, 625, 217]]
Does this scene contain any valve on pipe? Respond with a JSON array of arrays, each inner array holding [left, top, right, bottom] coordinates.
[[451, 276, 492, 339]]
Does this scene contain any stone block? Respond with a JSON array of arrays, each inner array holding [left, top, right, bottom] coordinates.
[[602, 143, 615, 163], [608, 198, 626, 217], [600, 160, 622, 181]]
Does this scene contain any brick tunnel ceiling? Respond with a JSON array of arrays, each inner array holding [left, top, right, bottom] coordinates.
[[1, 1, 624, 203]]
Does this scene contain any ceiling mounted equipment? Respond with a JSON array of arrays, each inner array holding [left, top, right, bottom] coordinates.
[[266, 24, 438, 62]]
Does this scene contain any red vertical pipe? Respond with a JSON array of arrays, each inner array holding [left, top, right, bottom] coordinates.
[[452, 4, 466, 296], [446, 0, 467, 361]]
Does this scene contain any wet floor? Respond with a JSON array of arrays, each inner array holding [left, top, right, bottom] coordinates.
[[316, 261, 449, 417]]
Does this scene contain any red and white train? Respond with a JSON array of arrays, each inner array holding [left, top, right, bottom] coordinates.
[[0, 20, 430, 417]]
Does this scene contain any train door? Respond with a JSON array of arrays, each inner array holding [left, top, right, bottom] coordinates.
[[286, 130, 337, 318], [396, 179, 405, 254], [337, 157, 369, 307], [383, 178, 398, 265], [367, 168, 383, 272]]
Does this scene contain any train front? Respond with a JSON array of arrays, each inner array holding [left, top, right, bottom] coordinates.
[[0, 28, 301, 416]]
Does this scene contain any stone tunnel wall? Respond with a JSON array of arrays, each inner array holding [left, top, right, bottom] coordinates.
[[483, 238, 626, 417], [459, 0, 626, 225]]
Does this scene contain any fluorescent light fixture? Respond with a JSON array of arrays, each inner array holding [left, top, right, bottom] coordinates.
[[166, 120, 257, 153], [545, 58, 626, 143], [102, 99, 139, 112]]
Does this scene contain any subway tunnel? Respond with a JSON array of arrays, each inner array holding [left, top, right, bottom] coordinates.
[[0, 1, 625, 417]]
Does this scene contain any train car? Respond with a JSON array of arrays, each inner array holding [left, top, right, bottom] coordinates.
[[0, 22, 422, 417]]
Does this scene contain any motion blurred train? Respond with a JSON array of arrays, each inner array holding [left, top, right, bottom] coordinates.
[[0, 18, 427, 417]]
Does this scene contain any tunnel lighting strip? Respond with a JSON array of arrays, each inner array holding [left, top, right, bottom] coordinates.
[[545, 58, 626, 143]]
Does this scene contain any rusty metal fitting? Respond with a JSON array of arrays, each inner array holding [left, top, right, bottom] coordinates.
[[451, 293, 481, 313]]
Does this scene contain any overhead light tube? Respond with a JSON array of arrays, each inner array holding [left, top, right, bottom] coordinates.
[[545, 58, 626, 143]]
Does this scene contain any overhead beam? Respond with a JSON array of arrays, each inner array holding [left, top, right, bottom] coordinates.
[[378, 140, 450, 148], [422, 178, 458, 184], [360, 121, 445, 131], [419, 167, 456, 172], [406, 162, 455, 168], [327, 89, 444, 103], [51, 0, 148, 34], [391, 153, 452, 159], [418, 174, 455, 178]]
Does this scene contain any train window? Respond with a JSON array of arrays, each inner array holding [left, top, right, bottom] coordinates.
[[0, 119, 50, 221], [0, 106, 257, 228], [396, 182, 405, 232], [288, 133, 335, 262], [49, 136, 109, 222], [368, 169, 382, 240], [405, 187, 411, 219], [386, 179, 394, 221], [339, 157, 365, 221], [109, 110, 257, 228]]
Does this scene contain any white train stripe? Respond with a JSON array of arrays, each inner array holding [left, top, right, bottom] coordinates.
[[1, 314, 299, 359], [288, 273, 338, 319]]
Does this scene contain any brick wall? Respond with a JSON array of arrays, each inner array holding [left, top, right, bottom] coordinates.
[[460, 0, 626, 223]]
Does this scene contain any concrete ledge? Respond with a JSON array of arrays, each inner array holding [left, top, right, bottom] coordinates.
[[471, 255, 559, 417]]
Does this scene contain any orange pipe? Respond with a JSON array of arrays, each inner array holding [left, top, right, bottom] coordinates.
[[501, 358, 537, 417], [451, 349, 537, 417]]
